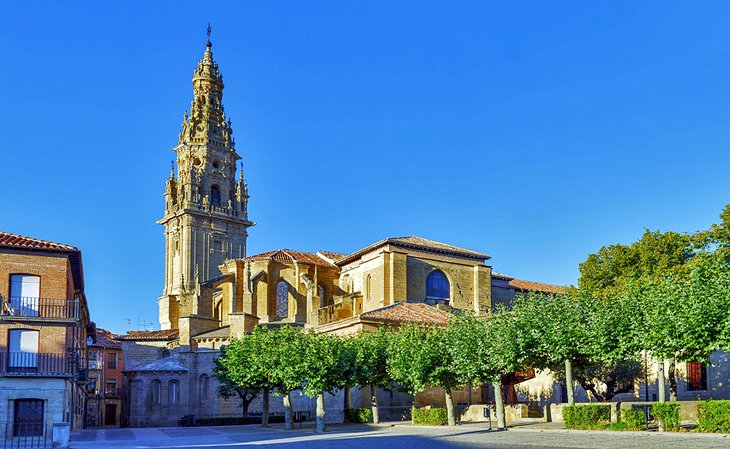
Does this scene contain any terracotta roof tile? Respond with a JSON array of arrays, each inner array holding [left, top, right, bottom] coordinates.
[[491, 271, 514, 280], [117, 329, 179, 341], [338, 236, 489, 265], [91, 328, 122, 349], [246, 249, 337, 267], [509, 279, 565, 294], [0, 231, 78, 252], [317, 251, 348, 262], [360, 302, 450, 326]]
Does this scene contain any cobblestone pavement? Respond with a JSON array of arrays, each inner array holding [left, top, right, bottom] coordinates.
[[69, 422, 730, 449]]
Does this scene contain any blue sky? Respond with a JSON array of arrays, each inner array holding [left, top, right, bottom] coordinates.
[[1, 1, 729, 334]]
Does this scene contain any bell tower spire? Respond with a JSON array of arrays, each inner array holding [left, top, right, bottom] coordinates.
[[157, 28, 255, 330]]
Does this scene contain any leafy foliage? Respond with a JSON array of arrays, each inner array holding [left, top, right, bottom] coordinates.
[[698, 400, 730, 433], [563, 405, 611, 429], [412, 407, 449, 426], [619, 408, 646, 431], [387, 324, 460, 394], [651, 402, 681, 431], [344, 408, 373, 423], [347, 328, 391, 390]]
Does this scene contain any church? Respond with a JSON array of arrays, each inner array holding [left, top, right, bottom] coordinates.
[[118, 34, 562, 427]]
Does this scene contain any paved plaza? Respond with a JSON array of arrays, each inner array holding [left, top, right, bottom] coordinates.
[[69, 422, 730, 449]]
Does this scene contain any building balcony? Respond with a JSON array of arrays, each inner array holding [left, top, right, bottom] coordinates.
[[0, 352, 75, 377], [0, 296, 80, 320]]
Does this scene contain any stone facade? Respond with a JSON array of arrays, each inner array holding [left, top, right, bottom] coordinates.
[[156, 35, 253, 331], [120, 34, 574, 428]]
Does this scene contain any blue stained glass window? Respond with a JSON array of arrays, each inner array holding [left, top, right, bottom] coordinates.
[[426, 270, 450, 300]]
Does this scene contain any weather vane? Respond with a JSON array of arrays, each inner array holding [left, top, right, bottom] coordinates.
[[206, 23, 212, 47]]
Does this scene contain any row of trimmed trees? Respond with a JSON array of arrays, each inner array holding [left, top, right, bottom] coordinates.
[[215, 205, 730, 430]]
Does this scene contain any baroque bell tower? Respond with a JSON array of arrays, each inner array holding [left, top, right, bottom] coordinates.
[[157, 30, 254, 330]]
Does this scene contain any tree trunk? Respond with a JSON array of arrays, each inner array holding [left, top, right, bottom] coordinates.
[[283, 392, 293, 430], [668, 359, 677, 402], [316, 392, 326, 433], [657, 360, 666, 403], [261, 387, 270, 427], [370, 384, 380, 424], [343, 386, 351, 422], [444, 388, 456, 427], [565, 359, 575, 406], [493, 380, 506, 429]]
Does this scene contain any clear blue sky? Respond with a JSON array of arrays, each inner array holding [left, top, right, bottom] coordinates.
[[2, 1, 729, 334]]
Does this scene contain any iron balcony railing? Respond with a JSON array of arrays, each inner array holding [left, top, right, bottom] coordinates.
[[0, 296, 80, 319], [0, 352, 74, 376]]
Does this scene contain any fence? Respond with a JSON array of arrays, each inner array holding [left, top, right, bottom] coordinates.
[[2, 423, 52, 449], [0, 297, 79, 319], [0, 353, 73, 376]]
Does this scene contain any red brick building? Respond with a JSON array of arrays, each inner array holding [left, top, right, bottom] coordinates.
[[86, 328, 122, 427], [0, 232, 92, 439]]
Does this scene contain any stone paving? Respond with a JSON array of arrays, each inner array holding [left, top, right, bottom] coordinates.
[[69, 422, 730, 449]]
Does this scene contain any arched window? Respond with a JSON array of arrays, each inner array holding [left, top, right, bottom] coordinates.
[[169, 380, 180, 405], [210, 185, 221, 206], [276, 280, 289, 318], [426, 270, 450, 301], [159, 349, 170, 359], [318, 284, 326, 308], [199, 374, 209, 401], [150, 380, 161, 405], [365, 275, 372, 300]]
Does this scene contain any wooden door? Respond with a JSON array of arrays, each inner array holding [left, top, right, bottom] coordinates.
[[104, 404, 117, 426]]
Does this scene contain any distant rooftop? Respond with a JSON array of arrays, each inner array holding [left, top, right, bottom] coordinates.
[[338, 236, 490, 265], [0, 231, 78, 252], [117, 329, 179, 341], [246, 249, 337, 267]]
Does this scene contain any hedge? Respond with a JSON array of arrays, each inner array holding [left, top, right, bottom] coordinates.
[[412, 407, 449, 426], [651, 403, 680, 432], [563, 405, 611, 430], [619, 408, 646, 431], [345, 408, 373, 423], [698, 400, 730, 433]]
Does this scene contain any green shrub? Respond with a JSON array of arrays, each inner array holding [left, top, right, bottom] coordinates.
[[698, 400, 730, 433], [619, 408, 647, 431], [652, 402, 681, 432], [412, 407, 449, 426], [345, 408, 373, 423], [563, 405, 611, 430]]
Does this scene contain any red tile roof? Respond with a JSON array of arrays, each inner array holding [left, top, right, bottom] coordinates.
[[0, 231, 78, 252], [246, 249, 337, 267], [509, 279, 565, 294], [360, 302, 450, 326], [317, 251, 348, 262], [117, 329, 179, 341], [90, 328, 122, 349], [338, 236, 489, 265]]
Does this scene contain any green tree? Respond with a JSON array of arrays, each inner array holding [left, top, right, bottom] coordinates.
[[214, 358, 258, 418], [348, 329, 392, 423], [388, 324, 461, 426], [268, 325, 306, 430], [446, 311, 524, 428], [215, 327, 279, 426], [298, 331, 349, 433], [512, 292, 590, 406]]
